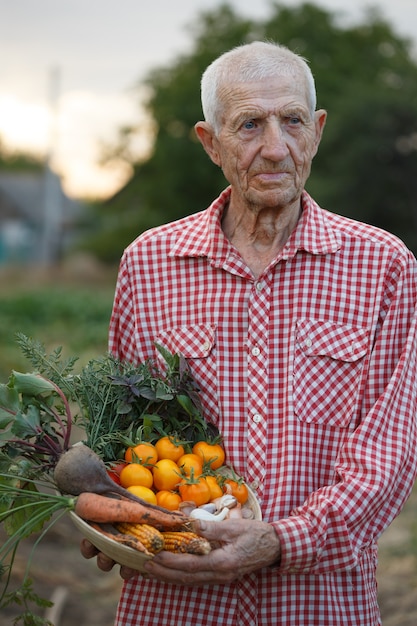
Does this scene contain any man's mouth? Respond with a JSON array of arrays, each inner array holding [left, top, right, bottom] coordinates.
[[254, 171, 289, 183]]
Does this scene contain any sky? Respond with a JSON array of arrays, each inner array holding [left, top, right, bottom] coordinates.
[[1, 0, 417, 200]]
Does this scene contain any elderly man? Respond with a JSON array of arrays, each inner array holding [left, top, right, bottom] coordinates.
[[82, 41, 417, 626]]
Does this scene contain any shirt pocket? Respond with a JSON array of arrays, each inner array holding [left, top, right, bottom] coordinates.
[[154, 324, 218, 423], [293, 319, 369, 428], [155, 324, 216, 360]]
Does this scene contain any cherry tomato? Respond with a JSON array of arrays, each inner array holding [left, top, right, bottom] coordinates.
[[127, 485, 157, 504], [124, 442, 158, 466], [224, 478, 249, 505], [155, 436, 185, 462], [119, 463, 154, 489], [179, 476, 211, 506], [192, 441, 225, 470], [152, 458, 181, 491], [205, 474, 223, 500], [155, 490, 182, 511], [176, 453, 203, 477]]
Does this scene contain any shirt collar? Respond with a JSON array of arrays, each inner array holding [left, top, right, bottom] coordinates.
[[169, 187, 341, 261], [169, 187, 231, 262], [283, 191, 341, 258]]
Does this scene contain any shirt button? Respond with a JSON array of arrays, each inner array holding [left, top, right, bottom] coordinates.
[[256, 282, 264, 291], [251, 347, 261, 356], [202, 341, 211, 351], [304, 337, 312, 348], [250, 480, 260, 490], [253, 413, 263, 423]]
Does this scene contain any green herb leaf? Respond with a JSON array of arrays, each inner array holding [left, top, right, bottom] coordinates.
[[10, 372, 55, 397], [11, 406, 41, 439], [0, 383, 20, 418]]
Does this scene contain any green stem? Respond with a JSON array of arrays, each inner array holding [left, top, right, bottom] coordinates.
[[0, 495, 75, 523], [22, 506, 69, 583], [0, 500, 73, 561], [42, 376, 73, 450], [0, 542, 18, 605]]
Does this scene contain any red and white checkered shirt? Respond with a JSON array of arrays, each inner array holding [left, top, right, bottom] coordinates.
[[109, 187, 417, 626]]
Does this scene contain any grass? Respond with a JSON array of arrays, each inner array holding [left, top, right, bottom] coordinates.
[[0, 266, 117, 381]]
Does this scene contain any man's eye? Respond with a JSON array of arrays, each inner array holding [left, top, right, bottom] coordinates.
[[242, 120, 256, 130], [289, 117, 301, 125]]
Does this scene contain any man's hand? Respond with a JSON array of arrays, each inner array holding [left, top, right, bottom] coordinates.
[[80, 538, 139, 580], [143, 518, 281, 586], [80, 519, 281, 585]]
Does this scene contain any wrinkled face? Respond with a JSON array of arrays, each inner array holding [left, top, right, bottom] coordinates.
[[200, 73, 326, 212]]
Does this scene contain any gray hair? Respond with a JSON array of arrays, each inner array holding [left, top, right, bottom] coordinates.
[[200, 41, 317, 134]]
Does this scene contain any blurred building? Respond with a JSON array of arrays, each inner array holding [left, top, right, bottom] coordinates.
[[0, 169, 84, 265]]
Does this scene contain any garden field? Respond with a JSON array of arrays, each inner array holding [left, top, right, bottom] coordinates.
[[0, 263, 117, 383]]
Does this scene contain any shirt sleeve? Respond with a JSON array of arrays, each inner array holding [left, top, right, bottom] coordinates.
[[108, 251, 140, 363], [272, 252, 417, 575]]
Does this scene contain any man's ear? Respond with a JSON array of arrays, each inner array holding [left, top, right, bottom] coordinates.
[[311, 109, 327, 157], [194, 121, 222, 167]]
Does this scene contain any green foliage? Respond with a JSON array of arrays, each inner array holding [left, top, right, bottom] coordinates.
[[0, 362, 74, 466], [16, 335, 79, 383], [83, 2, 417, 260], [1, 578, 53, 626], [2, 334, 213, 463], [0, 145, 43, 173], [0, 477, 54, 538], [0, 466, 75, 622], [311, 88, 417, 251], [0, 286, 113, 381], [69, 347, 210, 461]]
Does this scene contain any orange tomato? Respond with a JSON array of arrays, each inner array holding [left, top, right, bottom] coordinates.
[[152, 458, 181, 491], [192, 441, 225, 470], [176, 453, 203, 477], [127, 485, 157, 504], [155, 490, 182, 511], [224, 479, 249, 505], [124, 441, 158, 466], [119, 462, 154, 489], [155, 436, 185, 462], [179, 476, 211, 506], [205, 474, 223, 500]]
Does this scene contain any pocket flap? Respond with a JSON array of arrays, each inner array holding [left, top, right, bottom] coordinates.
[[156, 324, 216, 358], [296, 319, 369, 362]]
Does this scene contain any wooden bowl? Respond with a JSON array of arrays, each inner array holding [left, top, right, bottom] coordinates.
[[70, 476, 261, 572], [241, 484, 262, 520], [69, 511, 153, 571]]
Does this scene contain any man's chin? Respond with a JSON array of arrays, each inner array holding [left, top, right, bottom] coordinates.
[[247, 187, 295, 210]]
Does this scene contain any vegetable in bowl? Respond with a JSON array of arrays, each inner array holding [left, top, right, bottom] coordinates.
[[0, 334, 215, 620]]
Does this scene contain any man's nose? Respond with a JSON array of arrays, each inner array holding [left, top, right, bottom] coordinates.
[[260, 120, 289, 160]]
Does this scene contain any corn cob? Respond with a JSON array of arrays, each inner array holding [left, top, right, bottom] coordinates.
[[115, 522, 165, 554], [89, 521, 152, 555], [162, 531, 212, 555]]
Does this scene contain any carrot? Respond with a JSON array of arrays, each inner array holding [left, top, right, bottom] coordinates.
[[74, 492, 191, 530]]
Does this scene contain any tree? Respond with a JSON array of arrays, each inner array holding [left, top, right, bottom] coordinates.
[[0, 138, 43, 172], [84, 2, 417, 262]]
